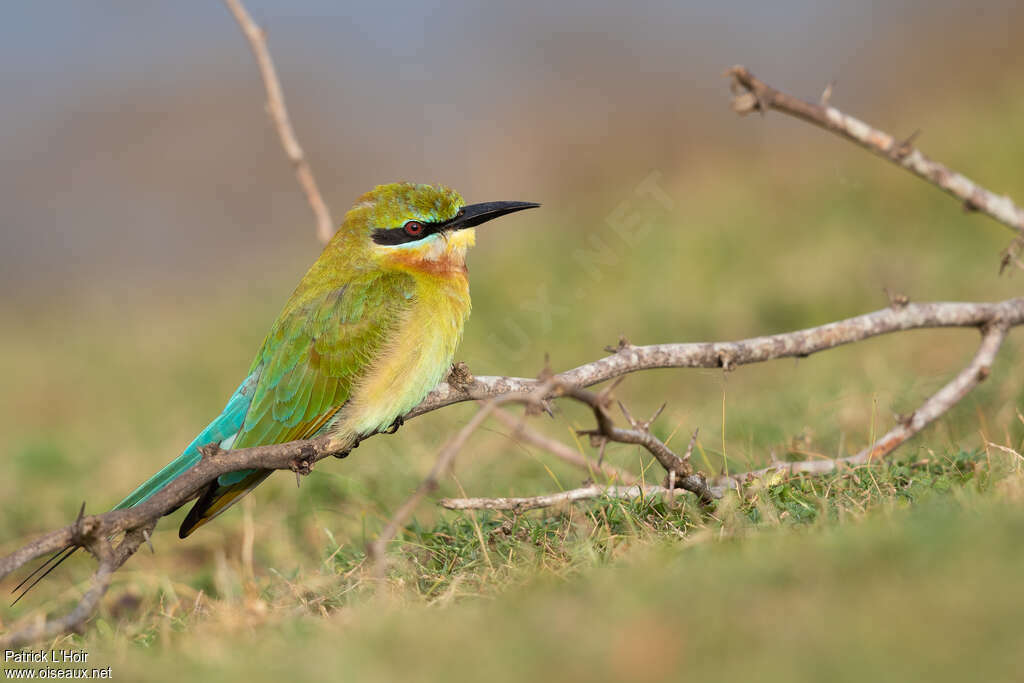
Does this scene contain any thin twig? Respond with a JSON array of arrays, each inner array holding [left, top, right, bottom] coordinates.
[[565, 385, 715, 504], [441, 485, 681, 512], [441, 433, 701, 513], [223, 0, 336, 244], [490, 407, 636, 484], [727, 65, 1024, 240], [0, 524, 151, 649], [711, 321, 1010, 492]]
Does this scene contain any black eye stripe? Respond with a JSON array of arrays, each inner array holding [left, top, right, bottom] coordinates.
[[371, 219, 448, 245], [370, 208, 469, 246], [371, 225, 433, 245]]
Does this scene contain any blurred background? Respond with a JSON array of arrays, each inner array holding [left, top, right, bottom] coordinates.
[[1, 1, 1023, 679]]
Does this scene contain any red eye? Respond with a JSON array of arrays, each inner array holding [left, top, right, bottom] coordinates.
[[403, 220, 425, 237]]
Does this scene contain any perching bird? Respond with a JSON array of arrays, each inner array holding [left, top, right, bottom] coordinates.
[[15, 182, 537, 599]]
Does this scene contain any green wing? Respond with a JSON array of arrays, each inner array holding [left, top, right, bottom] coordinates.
[[179, 272, 412, 537]]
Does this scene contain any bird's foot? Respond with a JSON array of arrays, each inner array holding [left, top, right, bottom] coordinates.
[[384, 415, 404, 434]]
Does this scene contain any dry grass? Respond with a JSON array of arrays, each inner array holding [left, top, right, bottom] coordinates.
[[1, 76, 1023, 681]]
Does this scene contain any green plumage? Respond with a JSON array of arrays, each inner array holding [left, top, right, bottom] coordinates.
[[15, 183, 539, 603], [237, 271, 413, 448]]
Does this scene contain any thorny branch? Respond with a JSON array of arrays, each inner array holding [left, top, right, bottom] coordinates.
[[368, 380, 701, 577], [727, 65, 1024, 244], [565, 385, 712, 503], [413, 299, 1024, 416], [2, 299, 1022, 642], [442, 319, 1012, 511]]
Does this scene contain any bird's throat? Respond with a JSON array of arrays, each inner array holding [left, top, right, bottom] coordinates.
[[388, 228, 475, 278]]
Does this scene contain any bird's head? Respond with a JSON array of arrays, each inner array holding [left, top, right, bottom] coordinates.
[[339, 183, 538, 277]]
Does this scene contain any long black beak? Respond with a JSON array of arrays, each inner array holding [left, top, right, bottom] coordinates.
[[445, 201, 540, 231]]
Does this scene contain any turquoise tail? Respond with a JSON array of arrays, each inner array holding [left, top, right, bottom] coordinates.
[[113, 371, 259, 511], [11, 371, 259, 604]]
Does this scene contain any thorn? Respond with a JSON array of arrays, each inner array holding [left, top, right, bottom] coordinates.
[[198, 443, 222, 460], [537, 354, 553, 381], [295, 470, 302, 488], [446, 361, 475, 389], [999, 236, 1024, 276], [604, 336, 633, 354], [596, 440, 608, 467], [963, 193, 983, 213], [617, 400, 637, 427], [895, 411, 915, 428], [683, 428, 699, 460], [71, 502, 87, 545], [1000, 252, 1012, 276], [893, 129, 920, 159], [540, 400, 555, 418], [883, 286, 909, 309], [290, 454, 314, 479], [597, 376, 626, 405], [820, 80, 835, 106], [142, 529, 155, 554], [647, 402, 667, 427]]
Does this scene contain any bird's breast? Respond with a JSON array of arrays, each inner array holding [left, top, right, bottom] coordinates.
[[333, 271, 471, 439]]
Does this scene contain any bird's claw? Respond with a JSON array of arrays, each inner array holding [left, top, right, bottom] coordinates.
[[384, 415, 404, 434]]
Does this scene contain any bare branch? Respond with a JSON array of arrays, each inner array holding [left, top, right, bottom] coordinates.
[[727, 65, 1024, 240], [490, 407, 636, 484], [441, 485, 682, 512], [0, 524, 152, 650], [442, 319, 1005, 512], [438, 317, 1013, 512], [223, 0, 336, 244], [712, 321, 1009, 492], [565, 385, 715, 504], [415, 299, 1024, 416]]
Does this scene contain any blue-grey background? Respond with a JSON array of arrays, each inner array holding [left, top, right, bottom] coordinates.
[[2, 1, 1020, 296]]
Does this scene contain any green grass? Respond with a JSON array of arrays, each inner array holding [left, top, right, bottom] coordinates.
[[1, 81, 1023, 680], [18, 450, 1024, 683]]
